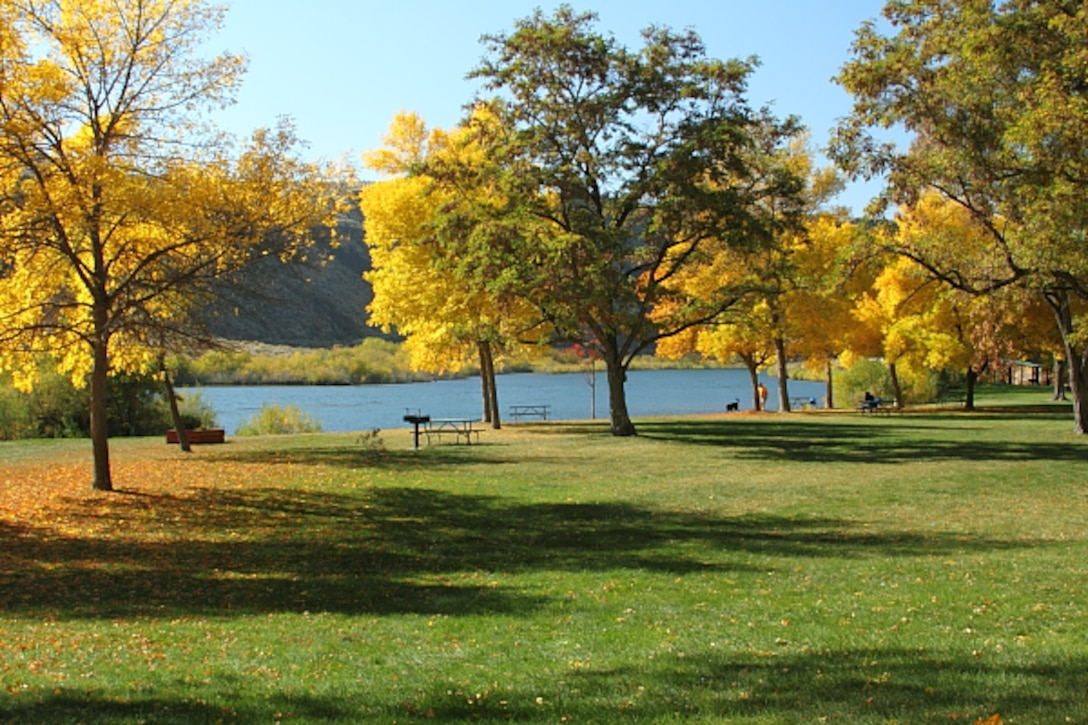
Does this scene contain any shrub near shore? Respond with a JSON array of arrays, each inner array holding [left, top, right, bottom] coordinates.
[[0, 369, 218, 441], [173, 338, 425, 386]]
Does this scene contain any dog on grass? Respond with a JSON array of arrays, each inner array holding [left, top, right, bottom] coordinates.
[[725, 398, 740, 412]]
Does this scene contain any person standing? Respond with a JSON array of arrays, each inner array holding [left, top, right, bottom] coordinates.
[[758, 382, 768, 411]]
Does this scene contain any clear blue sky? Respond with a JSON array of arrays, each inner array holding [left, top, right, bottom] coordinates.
[[213, 0, 889, 213]]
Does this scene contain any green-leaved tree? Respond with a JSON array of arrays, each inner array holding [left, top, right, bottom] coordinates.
[[450, 6, 802, 436]]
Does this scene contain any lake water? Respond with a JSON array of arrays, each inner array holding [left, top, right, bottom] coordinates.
[[183, 368, 826, 435]]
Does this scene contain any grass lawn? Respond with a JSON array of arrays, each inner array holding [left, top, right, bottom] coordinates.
[[1, 386, 1086, 724]]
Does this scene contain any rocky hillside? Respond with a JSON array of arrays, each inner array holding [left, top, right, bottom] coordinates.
[[204, 208, 388, 348]]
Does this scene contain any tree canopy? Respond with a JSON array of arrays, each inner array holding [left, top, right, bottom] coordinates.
[[833, 0, 1088, 431], [360, 110, 546, 426], [443, 5, 804, 435], [0, 0, 336, 489]]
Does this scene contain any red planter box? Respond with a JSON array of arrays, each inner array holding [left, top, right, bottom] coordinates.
[[165, 428, 225, 444]]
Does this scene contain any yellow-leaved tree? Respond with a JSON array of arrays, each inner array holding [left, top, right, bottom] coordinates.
[[0, 0, 336, 490], [360, 111, 546, 426], [851, 257, 960, 407], [654, 238, 776, 411], [884, 192, 1060, 408], [784, 214, 868, 409], [656, 139, 843, 412]]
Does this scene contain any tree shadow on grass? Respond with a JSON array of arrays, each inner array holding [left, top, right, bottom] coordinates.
[[638, 417, 1088, 464], [0, 485, 1033, 620], [208, 443, 517, 471], [548, 647, 1087, 724], [373, 650, 1087, 724], [0, 691, 353, 725], [5, 645, 1082, 724]]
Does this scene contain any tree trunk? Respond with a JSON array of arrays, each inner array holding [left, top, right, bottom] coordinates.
[[742, 354, 761, 410], [1053, 357, 1068, 401], [774, 337, 789, 412], [1046, 288, 1087, 434], [888, 361, 904, 409], [480, 379, 491, 423], [478, 340, 501, 429], [601, 342, 635, 436], [735, 352, 761, 409], [479, 342, 491, 423], [485, 341, 500, 429], [479, 342, 492, 424], [163, 368, 191, 452], [964, 367, 978, 411], [1067, 350, 1087, 434], [89, 333, 112, 491], [825, 358, 834, 410]]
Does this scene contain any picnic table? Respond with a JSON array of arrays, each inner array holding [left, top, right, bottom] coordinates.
[[509, 404, 551, 421], [424, 417, 482, 445], [789, 396, 817, 410]]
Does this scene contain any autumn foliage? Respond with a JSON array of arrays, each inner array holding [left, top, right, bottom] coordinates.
[[0, 0, 337, 489]]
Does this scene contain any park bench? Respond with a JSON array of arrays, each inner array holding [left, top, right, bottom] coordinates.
[[857, 398, 895, 415], [509, 404, 551, 420]]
